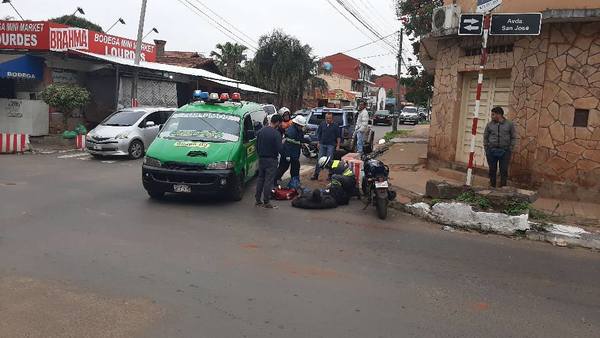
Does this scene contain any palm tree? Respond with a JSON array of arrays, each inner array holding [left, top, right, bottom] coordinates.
[[210, 42, 248, 79], [245, 30, 327, 109]]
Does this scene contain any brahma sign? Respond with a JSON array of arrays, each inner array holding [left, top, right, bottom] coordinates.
[[0, 21, 156, 62]]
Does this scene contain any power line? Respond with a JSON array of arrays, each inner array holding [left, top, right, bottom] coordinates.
[[190, 0, 259, 46], [334, 0, 397, 53], [176, 0, 258, 52], [341, 31, 397, 53], [356, 51, 394, 59], [346, 0, 392, 39], [325, 0, 380, 44]]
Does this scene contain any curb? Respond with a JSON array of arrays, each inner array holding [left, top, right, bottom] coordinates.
[[390, 200, 600, 252]]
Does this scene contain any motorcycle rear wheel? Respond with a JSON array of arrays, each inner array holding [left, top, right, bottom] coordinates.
[[375, 196, 388, 220]]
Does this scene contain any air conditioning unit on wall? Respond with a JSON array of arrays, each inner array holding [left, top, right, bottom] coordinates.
[[431, 4, 461, 33]]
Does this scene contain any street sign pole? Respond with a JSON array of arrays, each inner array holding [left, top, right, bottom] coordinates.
[[466, 13, 491, 186]]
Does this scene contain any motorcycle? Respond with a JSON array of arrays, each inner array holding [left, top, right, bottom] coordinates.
[[362, 157, 396, 220], [302, 135, 319, 159]]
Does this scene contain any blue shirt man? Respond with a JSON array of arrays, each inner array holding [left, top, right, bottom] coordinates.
[[312, 112, 341, 180]]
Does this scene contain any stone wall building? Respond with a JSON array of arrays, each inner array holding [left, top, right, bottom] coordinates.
[[421, 2, 600, 201]]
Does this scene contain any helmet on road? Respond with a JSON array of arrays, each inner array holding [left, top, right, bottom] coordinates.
[[292, 115, 307, 127], [279, 107, 290, 115], [318, 156, 332, 169]]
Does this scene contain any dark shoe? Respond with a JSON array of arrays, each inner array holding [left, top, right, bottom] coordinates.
[[255, 201, 263, 207], [263, 203, 278, 209]]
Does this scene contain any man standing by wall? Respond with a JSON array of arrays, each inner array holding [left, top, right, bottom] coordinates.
[[484, 106, 517, 188], [355, 100, 369, 155], [255, 114, 283, 208], [311, 112, 341, 180]]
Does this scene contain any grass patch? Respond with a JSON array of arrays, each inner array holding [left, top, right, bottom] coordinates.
[[430, 198, 441, 206], [529, 208, 550, 221], [383, 130, 411, 142], [504, 200, 530, 216], [456, 191, 492, 210]]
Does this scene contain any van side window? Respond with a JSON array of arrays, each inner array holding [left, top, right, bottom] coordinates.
[[243, 115, 254, 134]]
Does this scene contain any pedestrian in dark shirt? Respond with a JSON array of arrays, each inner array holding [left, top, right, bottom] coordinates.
[[311, 112, 341, 180], [255, 114, 283, 208], [484, 106, 517, 188]]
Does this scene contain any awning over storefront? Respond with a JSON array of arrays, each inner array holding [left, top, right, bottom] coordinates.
[[0, 54, 44, 80], [70, 50, 275, 94]]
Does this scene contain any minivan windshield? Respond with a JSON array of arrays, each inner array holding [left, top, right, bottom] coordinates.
[[308, 112, 344, 125], [159, 112, 240, 142], [101, 110, 146, 126], [402, 107, 418, 114]]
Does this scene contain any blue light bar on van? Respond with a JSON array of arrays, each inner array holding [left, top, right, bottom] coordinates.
[[199, 91, 209, 100]]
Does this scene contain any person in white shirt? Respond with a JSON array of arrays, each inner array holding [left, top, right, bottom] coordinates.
[[354, 101, 370, 154]]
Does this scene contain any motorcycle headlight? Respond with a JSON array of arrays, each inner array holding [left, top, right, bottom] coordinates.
[[206, 161, 235, 170], [115, 132, 130, 139], [143, 156, 161, 168]]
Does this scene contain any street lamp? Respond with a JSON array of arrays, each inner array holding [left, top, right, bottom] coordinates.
[[105, 17, 126, 33], [2, 0, 25, 20], [62, 7, 85, 25], [142, 27, 159, 41]]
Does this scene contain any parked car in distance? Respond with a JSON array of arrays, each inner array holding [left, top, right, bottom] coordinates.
[[292, 108, 310, 118], [417, 107, 429, 121], [399, 106, 419, 125], [305, 107, 374, 153], [86, 107, 175, 159], [372, 110, 392, 126]]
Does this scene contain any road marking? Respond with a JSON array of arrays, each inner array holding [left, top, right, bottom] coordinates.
[[101, 161, 116, 164], [57, 152, 89, 159]]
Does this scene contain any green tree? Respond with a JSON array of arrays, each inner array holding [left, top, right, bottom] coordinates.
[[400, 70, 433, 106], [245, 30, 326, 109], [41, 84, 90, 129], [396, 0, 443, 37], [386, 88, 394, 97], [50, 15, 103, 32], [210, 42, 248, 78]]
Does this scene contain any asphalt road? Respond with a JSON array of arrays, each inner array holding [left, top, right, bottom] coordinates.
[[1, 153, 599, 337]]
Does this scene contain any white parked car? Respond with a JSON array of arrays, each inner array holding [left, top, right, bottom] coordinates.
[[86, 107, 175, 159]]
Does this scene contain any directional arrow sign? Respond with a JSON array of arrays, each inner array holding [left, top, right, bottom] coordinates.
[[459, 14, 484, 36], [490, 13, 542, 36]]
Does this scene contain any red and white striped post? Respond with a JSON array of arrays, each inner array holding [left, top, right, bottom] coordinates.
[[466, 13, 491, 186]]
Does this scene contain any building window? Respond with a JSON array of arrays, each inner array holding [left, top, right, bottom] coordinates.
[[573, 109, 589, 127], [464, 44, 514, 57]]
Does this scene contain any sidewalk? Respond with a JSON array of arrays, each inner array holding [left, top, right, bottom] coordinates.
[[382, 141, 600, 228]]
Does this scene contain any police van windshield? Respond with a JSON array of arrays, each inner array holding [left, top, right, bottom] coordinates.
[[159, 112, 240, 142]]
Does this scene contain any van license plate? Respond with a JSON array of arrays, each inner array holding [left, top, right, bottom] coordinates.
[[375, 181, 389, 188], [173, 184, 191, 193], [93, 145, 102, 150]]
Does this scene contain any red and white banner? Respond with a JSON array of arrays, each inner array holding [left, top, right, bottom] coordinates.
[[75, 134, 85, 150], [0, 133, 29, 153], [0, 21, 156, 62]]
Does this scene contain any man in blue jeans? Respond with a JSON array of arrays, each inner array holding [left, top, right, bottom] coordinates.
[[311, 112, 341, 180]]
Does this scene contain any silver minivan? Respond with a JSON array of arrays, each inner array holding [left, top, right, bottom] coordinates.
[[86, 107, 174, 159]]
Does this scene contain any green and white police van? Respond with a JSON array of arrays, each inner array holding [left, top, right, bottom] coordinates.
[[142, 92, 267, 201]]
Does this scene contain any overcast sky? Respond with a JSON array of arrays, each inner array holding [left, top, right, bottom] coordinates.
[[6, 0, 418, 75]]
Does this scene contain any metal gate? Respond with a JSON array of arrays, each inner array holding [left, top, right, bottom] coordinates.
[[119, 78, 177, 107]]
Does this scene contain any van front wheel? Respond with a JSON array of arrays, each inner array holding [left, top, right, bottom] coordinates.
[[230, 174, 245, 201]]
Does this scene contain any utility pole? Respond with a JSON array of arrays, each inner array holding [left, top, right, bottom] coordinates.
[[393, 28, 403, 132], [131, 0, 148, 107]]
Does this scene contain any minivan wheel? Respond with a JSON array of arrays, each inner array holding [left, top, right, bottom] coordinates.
[[128, 140, 144, 159], [230, 174, 245, 201]]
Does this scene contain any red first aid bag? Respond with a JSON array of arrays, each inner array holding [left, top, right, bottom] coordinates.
[[273, 187, 298, 200]]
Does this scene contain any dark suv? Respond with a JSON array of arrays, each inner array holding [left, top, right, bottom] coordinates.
[[305, 107, 374, 153]]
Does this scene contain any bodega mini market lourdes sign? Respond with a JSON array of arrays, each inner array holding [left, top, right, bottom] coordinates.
[[0, 20, 156, 62]]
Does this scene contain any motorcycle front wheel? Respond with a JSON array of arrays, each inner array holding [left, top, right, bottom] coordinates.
[[375, 196, 388, 220]]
